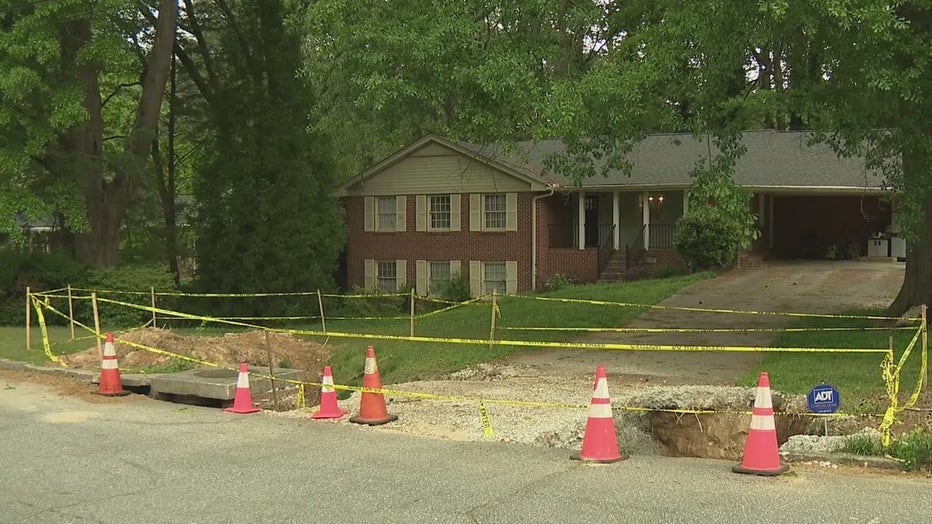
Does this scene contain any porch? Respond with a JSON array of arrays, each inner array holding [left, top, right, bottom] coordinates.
[[538, 190, 686, 284]]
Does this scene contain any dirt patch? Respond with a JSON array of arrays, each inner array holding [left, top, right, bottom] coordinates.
[[61, 328, 330, 379], [0, 368, 145, 404]]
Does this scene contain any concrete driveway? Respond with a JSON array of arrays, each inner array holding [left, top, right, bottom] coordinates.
[[506, 260, 906, 385]]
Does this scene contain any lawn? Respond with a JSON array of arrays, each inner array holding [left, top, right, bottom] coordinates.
[[6, 273, 711, 388], [743, 310, 926, 412]]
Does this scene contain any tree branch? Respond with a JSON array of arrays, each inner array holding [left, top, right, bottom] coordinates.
[[101, 82, 141, 108]]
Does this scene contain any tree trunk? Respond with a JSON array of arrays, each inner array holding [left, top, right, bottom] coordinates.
[[68, 0, 178, 267], [887, 141, 932, 316]]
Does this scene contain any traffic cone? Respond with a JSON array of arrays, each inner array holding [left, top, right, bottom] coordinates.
[[311, 366, 346, 420], [571, 366, 625, 463], [98, 332, 129, 397], [224, 362, 260, 414], [349, 346, 397, 426], [733, 372, 788, 476]]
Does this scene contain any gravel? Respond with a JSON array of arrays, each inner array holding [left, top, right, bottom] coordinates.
[[780, 427, 882, 455]]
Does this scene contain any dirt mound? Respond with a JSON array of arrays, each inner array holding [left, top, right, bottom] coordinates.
[[62, 328, 331, 378]]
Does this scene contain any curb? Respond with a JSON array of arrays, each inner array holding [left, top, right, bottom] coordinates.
[[0, 358, 151, 387], [781, 451, 902, 471]]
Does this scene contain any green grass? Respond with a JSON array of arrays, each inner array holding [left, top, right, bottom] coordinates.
[[741, 309, 925, 410], [0, 326, 93, 365]]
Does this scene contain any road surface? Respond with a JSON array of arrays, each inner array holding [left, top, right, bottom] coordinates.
[[1, 375, 928, 523]]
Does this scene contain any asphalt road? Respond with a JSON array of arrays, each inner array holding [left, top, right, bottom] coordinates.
[[1, 378, 929, 524]]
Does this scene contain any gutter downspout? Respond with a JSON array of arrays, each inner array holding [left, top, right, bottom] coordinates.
[[532, 187, 556, 291]]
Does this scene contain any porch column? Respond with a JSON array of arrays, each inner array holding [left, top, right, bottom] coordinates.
[[768, 194, 775, 249], [683, 189, 690, 215], [642, 190, 650, 250], [612, 191, 620, 250], [577, 191, 586, 250]]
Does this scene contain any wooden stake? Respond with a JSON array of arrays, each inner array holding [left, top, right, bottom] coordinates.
[[922, 304, 928, 393], [409, 288, 415, 338], [265, 331, 279, 411], [489, 290, 497, 351], [150, 286, 157, 328], [67, 285, 75, 341], [92, 292, 103, 361], [317, 289, 326, 334], [25, 286, 31, 351]]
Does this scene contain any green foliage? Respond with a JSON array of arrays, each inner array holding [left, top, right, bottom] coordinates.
[[834, 433, 883, 457], [542, 274, 574, 293], [0, 251, 86, 325], [192, 1, 343, 315], [890, 429, 932, 472], [439, 272, 471, 303], [674, 212, 742, 270]]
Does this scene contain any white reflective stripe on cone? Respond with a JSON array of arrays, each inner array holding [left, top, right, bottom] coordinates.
[[589, 402, 612, 418], [322, 384, 334, 393], [322, 374, 335, 392], [101, 359, 119, 370], [237, 372, 249, 389], [749, 414, 776, 431], [103, 342, 117, 357], [754, 387, 773, 409], [593, 378, 609, 400], [364, 358, 377, 375]]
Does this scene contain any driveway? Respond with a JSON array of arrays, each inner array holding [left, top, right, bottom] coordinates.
[[505, 260, 905, 386]]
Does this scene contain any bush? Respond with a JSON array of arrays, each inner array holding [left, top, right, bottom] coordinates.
[[78, 265, 178, 328], [543, 273, 574, 292], [439, 272, 470, 303], [0, 251, 88, 325], [890, 428, 932, 471], [674, 211, 742, 270]]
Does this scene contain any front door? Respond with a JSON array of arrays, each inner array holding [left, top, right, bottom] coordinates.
[[584, 195, 599, 247]]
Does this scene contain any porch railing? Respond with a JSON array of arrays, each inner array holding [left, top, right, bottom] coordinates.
[[650, 223, 676, 249], [597, 224, 616, 275], [626, 225, 647, 270]]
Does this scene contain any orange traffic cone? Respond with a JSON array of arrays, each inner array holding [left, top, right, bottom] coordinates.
[[733, 372, 788, 476], [225, 362, 260, 414], [572, 366, 625, 463], [311, 366, 346, 420], [349, 346, 397, 426], [98, 333, 129, 396]]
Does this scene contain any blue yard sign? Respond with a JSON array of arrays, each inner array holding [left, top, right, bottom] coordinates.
[[807, 383, 840, 414]]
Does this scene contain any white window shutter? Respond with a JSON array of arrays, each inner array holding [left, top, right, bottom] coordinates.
[[505, 261, 518, 295], [364, 197, 375, 232], [506, 193, 518, 231], [396, 260, 407, 290], [364, 259, 376, 291], [416, 195, 427, 231], [415, 260, 428, 296], [469, 194, 482, 231], [450, 260, 461, 278], [450, 194, 461, 231], [469, 260, 481, 297], [396, 196, 406, 232]]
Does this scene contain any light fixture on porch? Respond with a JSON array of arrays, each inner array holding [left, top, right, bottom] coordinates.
[[640, 194, 665, 208]]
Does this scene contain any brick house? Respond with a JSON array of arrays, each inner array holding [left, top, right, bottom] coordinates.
[[337, 131, 896, 296]]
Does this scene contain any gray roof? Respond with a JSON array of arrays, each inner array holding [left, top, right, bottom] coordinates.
[[460, 130, 888, 192]]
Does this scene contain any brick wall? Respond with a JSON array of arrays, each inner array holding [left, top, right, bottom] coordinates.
[[540, 249, 599, 284], [344, 193, 535, 291]]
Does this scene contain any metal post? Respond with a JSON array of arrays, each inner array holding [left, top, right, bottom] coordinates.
[[265, 331, 279, 411], [150, 286, 157, 328], [25, 286, 31, 351], [67, 285, 75, 341], [922, 304, 928, 394], [409, 288, 415, 338], [317, 289, 326, 334], [92, 292, 103, 361]]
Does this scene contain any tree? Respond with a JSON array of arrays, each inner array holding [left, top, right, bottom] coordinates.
[[0, 0, 178, 266], [175, 0, 343, 298]]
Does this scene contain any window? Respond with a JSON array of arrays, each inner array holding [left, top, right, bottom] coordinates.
[[376, 196, 396, 231], [429, 262, 451, 295], [483, 262, 507, 295], [429, 195, 451, 229], [377, 261, 397, 293], [484, 194, 506, 229]]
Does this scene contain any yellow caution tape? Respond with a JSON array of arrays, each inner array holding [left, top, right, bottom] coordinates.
[[879, 326, 926, 449], [498, 326, 916, 334], [478, 401, 495, 439], [511, 295, 916, 322], [30, 296, 66, 367]]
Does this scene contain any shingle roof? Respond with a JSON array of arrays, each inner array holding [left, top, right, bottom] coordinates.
[[460, 130, 887, 191]]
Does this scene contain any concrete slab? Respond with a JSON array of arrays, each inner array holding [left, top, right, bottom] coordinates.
[[149, 366, 303, 401]]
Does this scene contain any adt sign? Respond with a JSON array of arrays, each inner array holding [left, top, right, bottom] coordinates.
[[807, 383, 840, 414]]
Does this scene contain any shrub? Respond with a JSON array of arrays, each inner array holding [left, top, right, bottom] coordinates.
[[0, 251, 88, 325], [78, 265, 178, 328], [834, 433, 882, 456], [890, 428, 932, 471], [674, 211, 742, 270], [543, 273, 574, 292], [439, 272, 470, 303]]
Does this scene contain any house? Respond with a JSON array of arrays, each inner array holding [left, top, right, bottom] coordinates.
[[336, 130, 897, 296]]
